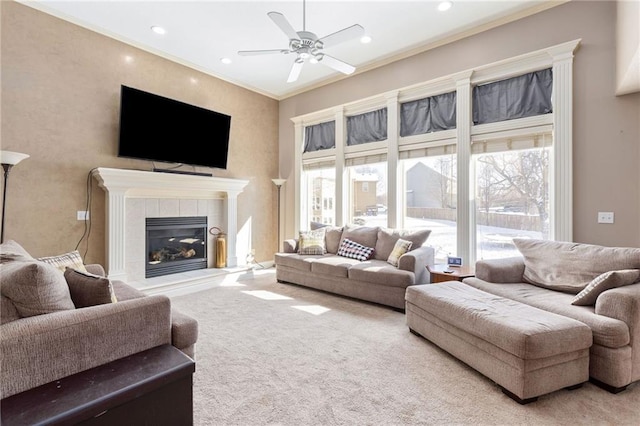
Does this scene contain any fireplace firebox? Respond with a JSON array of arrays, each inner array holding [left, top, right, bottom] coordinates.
[[146, 216, 208, 278]]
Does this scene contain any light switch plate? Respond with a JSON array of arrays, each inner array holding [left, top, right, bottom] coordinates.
[[77, 211, 89, 221]]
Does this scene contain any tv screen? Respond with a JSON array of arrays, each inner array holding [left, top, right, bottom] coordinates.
[[118, 85, 231, 169]]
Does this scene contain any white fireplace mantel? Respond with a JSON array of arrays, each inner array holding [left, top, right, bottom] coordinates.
[[92, 167, 249, 281]]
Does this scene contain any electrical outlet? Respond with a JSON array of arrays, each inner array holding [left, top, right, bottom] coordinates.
[[597, 212, 614, 224], [251, 249, 256, 255], [77, 211, 89, 221]]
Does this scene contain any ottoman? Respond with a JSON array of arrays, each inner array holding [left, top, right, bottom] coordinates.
[[405, 281, 593, 403]]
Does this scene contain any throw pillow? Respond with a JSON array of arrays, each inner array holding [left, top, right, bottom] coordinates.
[[310, 222, 344, 254], [374, 228, 431, 261], [339, 225, 379, 250], [387, 238, 413, 267], [298, 228, 327, 255], [37, 250, 87, 273], [64, 267, 118, 308], [336, 238, 374, 261], [0, 260, 75, 317], [571, 269, 640, 306], [513, 238, 640, 294]]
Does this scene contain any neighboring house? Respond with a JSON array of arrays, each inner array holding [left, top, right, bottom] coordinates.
[[352, 173, 378, 216], [406, 162, 456, 209], [311, 176, 335, 225]]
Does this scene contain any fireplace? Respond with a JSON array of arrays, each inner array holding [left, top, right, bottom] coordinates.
[[146, 216, 208, 278]]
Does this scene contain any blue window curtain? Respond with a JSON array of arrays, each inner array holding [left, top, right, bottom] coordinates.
[[400, 91, 457, 137], [347, 108, 387, 146], [473, 68, 552, 125], [304, 121, 335, 153]]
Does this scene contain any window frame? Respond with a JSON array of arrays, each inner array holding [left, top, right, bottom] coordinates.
[[292, 40, 579, 263]]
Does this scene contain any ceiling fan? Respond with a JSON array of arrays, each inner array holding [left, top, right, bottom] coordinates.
[[238, 0, 365, 83]]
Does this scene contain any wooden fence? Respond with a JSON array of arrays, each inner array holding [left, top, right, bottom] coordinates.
[[407, 208, 542, 231]]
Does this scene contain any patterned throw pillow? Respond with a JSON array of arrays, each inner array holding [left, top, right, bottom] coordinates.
[[64, 267, 118, 308], [38, 250, 87, 273], [387, 238, 413, 267], [571, 269, 640, 306], [337, 238, 374, 261], [298, 228, 327, 255]]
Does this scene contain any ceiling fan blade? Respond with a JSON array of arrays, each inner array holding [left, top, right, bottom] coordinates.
[[268, 11, 300, 41], [318, 24, 365, 48], [317, 54, 356, 75], [238, 49, 288, 56], [287, 59, 304, 83]]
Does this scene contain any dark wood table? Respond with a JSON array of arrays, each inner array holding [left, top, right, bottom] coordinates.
[[427, 264, 476, 283], [1, 344, 195, 426]]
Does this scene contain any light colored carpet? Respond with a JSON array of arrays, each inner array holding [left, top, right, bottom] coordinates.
[[170, 269, 640, 426]]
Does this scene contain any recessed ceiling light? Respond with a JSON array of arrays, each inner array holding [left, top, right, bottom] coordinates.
[[360, 35, 372, 44], [438, 1, 453, 12], [221, 57, 232, 64], [151, 26, 166, 35]]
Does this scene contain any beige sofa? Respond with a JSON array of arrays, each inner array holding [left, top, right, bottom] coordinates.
[[0, 240, 198, 399], [275, 224, 435, 310], [461, 239, 640, 393]]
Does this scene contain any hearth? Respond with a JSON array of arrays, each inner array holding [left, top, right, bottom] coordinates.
[[146, 216, 208, 278]]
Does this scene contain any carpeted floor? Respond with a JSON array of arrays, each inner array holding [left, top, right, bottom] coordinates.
[[170, 269, 640, 426]]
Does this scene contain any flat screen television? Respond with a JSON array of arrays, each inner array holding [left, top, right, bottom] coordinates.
[[118, 85, 231, 170]]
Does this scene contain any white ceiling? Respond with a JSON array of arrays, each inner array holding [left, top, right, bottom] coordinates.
[[21, 1, 563, 100]]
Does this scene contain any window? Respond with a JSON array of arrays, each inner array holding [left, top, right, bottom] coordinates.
[[347, 162, 387, 227], [293, 41, 576, 263], [402, 154, 457, 261], [302, 167, 335, 227], [473, 135, 551, 259]]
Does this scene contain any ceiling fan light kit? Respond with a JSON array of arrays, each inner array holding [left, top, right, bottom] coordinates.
[[238, 0, 364, 83]]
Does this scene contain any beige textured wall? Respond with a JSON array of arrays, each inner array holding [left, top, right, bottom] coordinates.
[[279, 0, 640, 248], [1, 1, 279, 264]]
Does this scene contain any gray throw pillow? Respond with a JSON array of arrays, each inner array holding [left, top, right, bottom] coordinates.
[[64, 267, 118, 308], [513, 238, 640, 294], [310, 222, 344, 254], [339, 225, 379, 251], [374, 228, 431, 261], [571, 269, 640, 306], [0, 260, 75, 317]]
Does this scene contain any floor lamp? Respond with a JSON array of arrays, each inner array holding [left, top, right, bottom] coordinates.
[[1, 151, 30, 243], [272, 178, 286, 253]]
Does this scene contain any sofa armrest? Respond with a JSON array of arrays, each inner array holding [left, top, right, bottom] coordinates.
[[475, 257, 525, 283], [85, 263, 106, 276], [595, 283, 640, 370], [398, 246, 435, 284], [0, 295, 172, 398], [283, 239, 298, 253]]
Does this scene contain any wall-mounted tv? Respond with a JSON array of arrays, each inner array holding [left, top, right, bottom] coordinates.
[[118, 85, 231, 170]]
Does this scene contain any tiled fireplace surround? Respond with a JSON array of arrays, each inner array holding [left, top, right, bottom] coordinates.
[[92, 168, 249, 293]]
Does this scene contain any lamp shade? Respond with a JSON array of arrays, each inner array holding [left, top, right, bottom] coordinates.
[[271, 178, 286, 187], [1, 151, 30, 166]]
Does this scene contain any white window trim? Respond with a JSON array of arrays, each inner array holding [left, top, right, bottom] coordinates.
[[292, 39, 580, 259]]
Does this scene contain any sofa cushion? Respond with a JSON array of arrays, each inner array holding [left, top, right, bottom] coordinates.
[[571, 269, 640, 306], [348, 260, 415, 288], [275, 253, 321, 272], [310, 222, 343, 254], [310, 256, 361, 278], [37, 250, 87, 273], [387, 238, 413, 267], [298, 228, 327, 255], [64, 267, 118, 308], [111, 280, 146, 301], [0, 240, 33, 262], [337, 238, 375, 261], [339, 225, 379, 250], [374, 228, 431, 261], [513, 238, 640, 294], [0, 260, 75, 317]]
